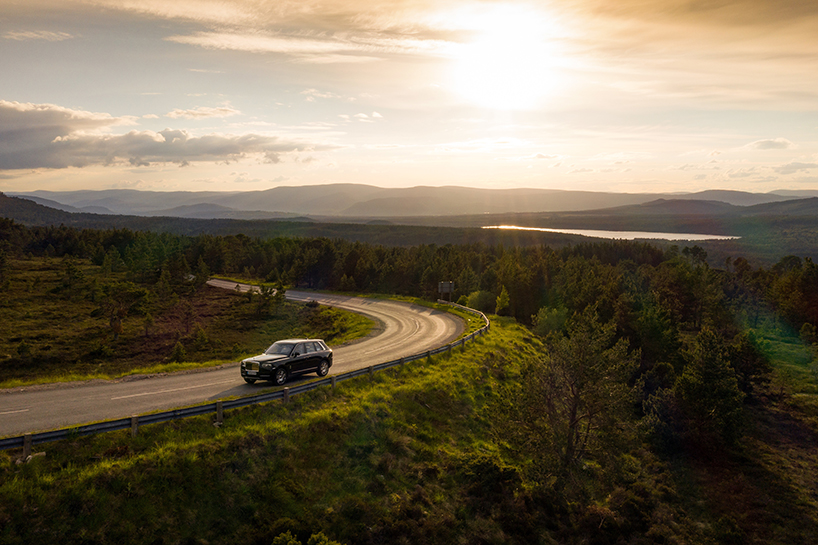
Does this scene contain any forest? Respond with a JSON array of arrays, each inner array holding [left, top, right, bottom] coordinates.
[[1, 216, 817, 543]]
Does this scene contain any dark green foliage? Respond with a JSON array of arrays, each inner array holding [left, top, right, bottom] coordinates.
[[168, 341, 187, 362], [531, 305, 568, 337], [495, 285, 510, 316], [676, 329, 745, 446], [271, 531, 342, 545], [727, 330, 772, 395], [518, 310, 639, 476], [466, 290, 496, 314], [800, 322, 817, 344]]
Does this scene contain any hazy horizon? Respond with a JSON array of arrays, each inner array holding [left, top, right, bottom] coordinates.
[[2, 0, 817, 195]]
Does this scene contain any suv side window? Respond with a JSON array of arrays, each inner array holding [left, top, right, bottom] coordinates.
[[294, 343, 306, 356], [315, 341, 327, 351], [304, 342, 316, 353]]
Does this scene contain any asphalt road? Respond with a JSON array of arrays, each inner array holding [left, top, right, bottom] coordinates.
[[0, 286, 464, 437]]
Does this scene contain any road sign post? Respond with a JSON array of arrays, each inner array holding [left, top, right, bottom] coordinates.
[[438, 281, 454, 301]]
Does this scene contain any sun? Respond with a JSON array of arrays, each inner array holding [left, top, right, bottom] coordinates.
[[450, 4, 563, 110]]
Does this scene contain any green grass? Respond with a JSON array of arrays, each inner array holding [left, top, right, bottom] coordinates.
[[746, 312, 818, 406]]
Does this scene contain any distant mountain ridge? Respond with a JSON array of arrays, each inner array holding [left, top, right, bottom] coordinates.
[[8, 184, 798, 219]]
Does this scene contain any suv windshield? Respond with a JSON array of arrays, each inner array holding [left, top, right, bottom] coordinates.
[[264, 342, 295, 356]]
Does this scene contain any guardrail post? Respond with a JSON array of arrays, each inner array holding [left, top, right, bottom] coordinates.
[[426, 351, 431, 362], [216, 401, 224, 424], [131, 415, 139, 437], [283, 387, 290, 404], [331, 375, 337, 392], [400, 357, 405, 369], [368, 366, 374, 381], [23, 434, 32, 458], [448, 345, 452, 357]]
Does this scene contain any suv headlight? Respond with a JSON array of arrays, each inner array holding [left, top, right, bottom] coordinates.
[[261, 363, 272, 370]]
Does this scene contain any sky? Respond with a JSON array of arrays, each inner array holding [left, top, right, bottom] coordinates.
[[1, 0, 817, 195]]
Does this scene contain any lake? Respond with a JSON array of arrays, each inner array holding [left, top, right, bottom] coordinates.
[[482, 225, 740, 241]]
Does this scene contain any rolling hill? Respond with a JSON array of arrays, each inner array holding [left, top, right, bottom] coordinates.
[[9, 184, 797, 219]]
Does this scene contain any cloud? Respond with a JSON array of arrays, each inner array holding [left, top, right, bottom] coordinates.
[[773, 162, 818, 175], [747, 138, 795, 150], [302, 89, 343, 102], [0, 100, 337, 170], [728, 167, 760, 178], [354, 113, 373, 122], [165, 29, 450, 63], [569, 0, 818, 27], [166, 105, 241, 119], [4, 30, 73, 41], [86, 0, 256, 26]]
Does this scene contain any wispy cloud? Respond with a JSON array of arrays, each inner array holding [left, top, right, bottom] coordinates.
[[4, 30, 73, 41], [166, 105, 240, 119], [86, 0, 256, 26], [773, 162, 818, 174], [165, 30, 451, 62], [302, 89, 344, 102]]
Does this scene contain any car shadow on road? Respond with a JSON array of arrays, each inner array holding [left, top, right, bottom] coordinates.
[[208, 373, 318, 401]]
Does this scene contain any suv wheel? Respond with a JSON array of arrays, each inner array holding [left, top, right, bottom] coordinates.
[[273, 367, 288, 386], [317, 359, 330, 377], [244, 378, 256, 384]]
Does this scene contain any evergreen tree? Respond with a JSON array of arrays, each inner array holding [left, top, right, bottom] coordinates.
[[676, 328, 745, 445], [521, 310, 638, 474], [495, 285, 511, 316]]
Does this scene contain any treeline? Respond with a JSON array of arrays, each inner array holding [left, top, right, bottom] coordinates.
[[3, 217, 816, 332]]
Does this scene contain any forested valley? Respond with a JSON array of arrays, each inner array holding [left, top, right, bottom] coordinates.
[[1, 216, 817, 544]]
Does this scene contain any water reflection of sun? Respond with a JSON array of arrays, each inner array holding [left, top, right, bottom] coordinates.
[[450, 4, 565, 110]]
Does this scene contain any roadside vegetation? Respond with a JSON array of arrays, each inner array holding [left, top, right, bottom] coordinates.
[[1, 217, 817, 542], [0, 254, 373, 387], [1, 318, 816, 544]]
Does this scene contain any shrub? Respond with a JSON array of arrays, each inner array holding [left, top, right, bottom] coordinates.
[[466, 290, 496, 314], [531, 305, 569, 337], [169, 341, 187, 363]]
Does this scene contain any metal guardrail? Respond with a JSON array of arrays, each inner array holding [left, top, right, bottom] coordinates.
[[1, 301, 489, 453]]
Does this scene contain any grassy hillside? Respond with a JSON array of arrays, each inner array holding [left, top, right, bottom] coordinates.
[[0, 257, 373, 387], [2, 319, 816, 544]]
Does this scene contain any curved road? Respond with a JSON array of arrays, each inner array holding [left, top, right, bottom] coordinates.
[[0, 286, 464, 437]]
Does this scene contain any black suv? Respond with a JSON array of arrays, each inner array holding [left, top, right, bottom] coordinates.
[[241, 339, 333, 385]]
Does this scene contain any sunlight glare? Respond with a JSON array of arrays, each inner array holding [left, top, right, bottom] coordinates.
[[451, 5, 562, 110]]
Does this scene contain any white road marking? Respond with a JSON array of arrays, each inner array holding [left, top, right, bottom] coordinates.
[[0, 408, 29, 416], [111, 379, 238, 400]]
